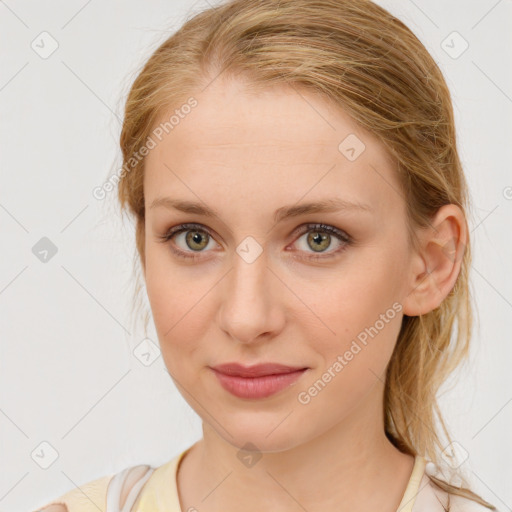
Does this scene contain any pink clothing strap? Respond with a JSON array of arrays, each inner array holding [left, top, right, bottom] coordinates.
[[106, 464, 155, 512]]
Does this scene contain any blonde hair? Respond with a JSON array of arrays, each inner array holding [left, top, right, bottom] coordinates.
[[116, 0, 495, 508]]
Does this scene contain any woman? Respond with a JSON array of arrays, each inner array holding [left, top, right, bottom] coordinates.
[[34, 0, 499, 510]]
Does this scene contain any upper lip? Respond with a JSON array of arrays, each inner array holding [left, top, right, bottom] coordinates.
[[210, 362, 308, 378]]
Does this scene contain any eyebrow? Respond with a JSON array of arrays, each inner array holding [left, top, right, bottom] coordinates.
[[150, 197, 374, 222]]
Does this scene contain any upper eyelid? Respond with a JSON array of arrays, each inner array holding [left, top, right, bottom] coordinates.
[[163, 223, 352, 262], [166, 221, 348, 236], [166, 222, 351, 248]]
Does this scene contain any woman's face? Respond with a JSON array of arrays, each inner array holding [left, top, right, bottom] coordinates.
[[143, 77, 415, 452]]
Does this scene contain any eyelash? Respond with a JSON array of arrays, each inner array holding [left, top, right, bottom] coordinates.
[[157, 222, 353, 262]]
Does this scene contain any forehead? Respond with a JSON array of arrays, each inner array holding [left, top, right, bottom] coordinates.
[[144, 78, 402, 217]]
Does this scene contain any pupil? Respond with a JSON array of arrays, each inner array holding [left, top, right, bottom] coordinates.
[[309, 231, 329, 252]]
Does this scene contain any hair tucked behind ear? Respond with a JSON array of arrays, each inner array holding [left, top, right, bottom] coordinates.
[[116, 0, 495, 508]]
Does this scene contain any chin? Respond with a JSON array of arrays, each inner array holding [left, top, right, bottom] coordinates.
[[211, 414, 313, 454]]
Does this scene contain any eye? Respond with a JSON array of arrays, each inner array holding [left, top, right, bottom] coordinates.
[[157, 223, 217, 260], [290, 223, 353, 260], [157, 222, 353, 261]]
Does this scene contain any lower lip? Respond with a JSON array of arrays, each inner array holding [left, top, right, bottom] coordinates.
[[211, 368, 308, 399]]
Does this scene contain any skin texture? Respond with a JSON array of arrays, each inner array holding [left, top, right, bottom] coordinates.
[[142, 77, 467, 512]]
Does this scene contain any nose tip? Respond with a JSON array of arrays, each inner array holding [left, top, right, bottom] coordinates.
[[217, 258, 285, 345]]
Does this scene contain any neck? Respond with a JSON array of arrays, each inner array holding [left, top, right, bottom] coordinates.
[[177, 382, 415, 512]]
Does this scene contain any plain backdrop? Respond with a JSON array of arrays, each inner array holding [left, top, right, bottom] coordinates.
[[1, 0, 511, 510]]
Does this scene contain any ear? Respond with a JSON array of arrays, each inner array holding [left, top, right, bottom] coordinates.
[[402, 204, 468, 317]]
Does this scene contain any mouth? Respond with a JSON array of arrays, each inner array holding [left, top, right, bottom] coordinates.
[[210, 362, 309, 378], [209, 363, 309, 399]]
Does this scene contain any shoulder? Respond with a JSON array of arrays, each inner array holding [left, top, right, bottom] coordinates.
[[32, 452, 184, 512], [32, 464, 157, 512], [32, 474, 112, 512], [413, 472, 500, 512]]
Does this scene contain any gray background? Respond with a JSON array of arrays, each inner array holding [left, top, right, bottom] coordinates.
[[0, 0, 511, 510]]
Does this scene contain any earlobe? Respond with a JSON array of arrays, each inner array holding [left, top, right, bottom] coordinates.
[[402, 204, 467, 317]]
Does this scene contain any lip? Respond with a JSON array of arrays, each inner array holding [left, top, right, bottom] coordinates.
[[211, 362, 307, 377], [209, 363, 309, 399]]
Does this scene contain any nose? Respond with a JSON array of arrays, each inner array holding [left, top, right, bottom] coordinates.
[[217, 249, 286, 345]]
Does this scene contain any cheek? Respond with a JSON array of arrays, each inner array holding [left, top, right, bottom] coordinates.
[[144, 250, 201, 362], [305, 250, 405, 372], [144, 251, 176, 333], [296, 264, 403, 419]]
